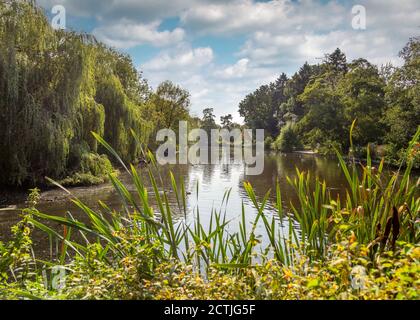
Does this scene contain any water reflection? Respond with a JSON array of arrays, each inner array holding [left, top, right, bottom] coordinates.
[[0, 152, 356, 255]]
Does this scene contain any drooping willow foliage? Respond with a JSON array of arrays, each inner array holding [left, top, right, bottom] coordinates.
[[0, 0, 154, 186]]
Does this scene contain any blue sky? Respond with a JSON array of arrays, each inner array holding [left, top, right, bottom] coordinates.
[[38, 0, 420, 122]]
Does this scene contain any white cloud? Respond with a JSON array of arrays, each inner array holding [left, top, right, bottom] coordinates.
[[141, 45, 217, 117], [36, 0, 420, 122], [37, 0, 195, 22], [234, 0, 420, 71], [92, 21, 185, 49], [181, 0, 345, 35], [143, 58, 278, 123], [181, 0, 288, 35], [213, 58, 250, 79], [143, 45, 214, 71], [141, 50, 272, 123]]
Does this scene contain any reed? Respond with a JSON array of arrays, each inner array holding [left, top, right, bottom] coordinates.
[[25, 127, 419, 275]]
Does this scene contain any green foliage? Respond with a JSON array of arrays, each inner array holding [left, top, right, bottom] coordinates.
[[0, 0, 154, 186], [239, 40, 420, 165], [273, 123, 301, 152], [142, 242, 419, 300], [57, 153, 116, 187], [324, 48, 348, 74], [300, 127, 343, 155], [0, 2, 418, 300], [0, 188, 38, 288], [0, 131, 418, 300], [382, 37, 420, 165], [220, 114, 233, 130], [150, 80, 190, 132], [239, 74, 289, 137], [264, 136, 274, 149], [298, 75, 347, 149], [339, 59, 386, 146], [201, 108, 218, 135]]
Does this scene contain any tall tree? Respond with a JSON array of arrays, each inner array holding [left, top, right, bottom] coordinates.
[[201, 108, 218, 134], [220, 114, 233, 130], [338, 58, 386, 146], [324, 48, 348, 74], [238, 74, 288, 137], [298, 75, 347, 150], [0, 1, 154, 186], [279, 63, 320, 123], [383, 37, 420, 160], [151, 80, 190, 131]]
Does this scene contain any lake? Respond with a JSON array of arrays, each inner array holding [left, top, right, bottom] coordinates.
[[0, 152, 374, 256]]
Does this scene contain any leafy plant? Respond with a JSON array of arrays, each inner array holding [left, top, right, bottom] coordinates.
[[1, 128, 418, 300]]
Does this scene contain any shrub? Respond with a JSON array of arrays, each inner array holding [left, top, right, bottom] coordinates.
[[264, 136, 274, 149], [385, 143, 420, 169], [57, 153, 116, 187], [273, 123, 302, 152]]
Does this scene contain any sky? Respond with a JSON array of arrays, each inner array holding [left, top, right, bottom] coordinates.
[[37, 0, 420, 123]]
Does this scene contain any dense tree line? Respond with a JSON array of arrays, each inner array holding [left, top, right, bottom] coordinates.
[[239, 39, 420, 165], [0, 1, 193, 186], [1, 1, 418, 187]]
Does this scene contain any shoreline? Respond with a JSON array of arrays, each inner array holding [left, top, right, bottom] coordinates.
[[1, 151, 419, 209]]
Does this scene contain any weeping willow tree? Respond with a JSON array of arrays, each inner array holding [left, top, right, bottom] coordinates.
[[0, 0, 154, 186]]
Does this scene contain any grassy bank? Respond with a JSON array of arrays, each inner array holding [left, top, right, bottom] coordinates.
[[0, 128, 419, 300]]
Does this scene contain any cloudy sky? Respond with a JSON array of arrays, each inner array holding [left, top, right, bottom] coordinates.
[[37, 0, 420, 122]]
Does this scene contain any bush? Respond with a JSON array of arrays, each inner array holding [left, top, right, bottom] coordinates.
[[57, 153, 116, 187], [143, 241, 420, 300], [273, 123, 301, 152], [2, 234, 418, 300], [385, 143, 420, 169], [351, 144, 377, 160], [317, 140, 343, 156], [264, 136, 274, 149]]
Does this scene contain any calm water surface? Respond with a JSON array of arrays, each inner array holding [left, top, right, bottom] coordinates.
[[0, 152, 365, 255]]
